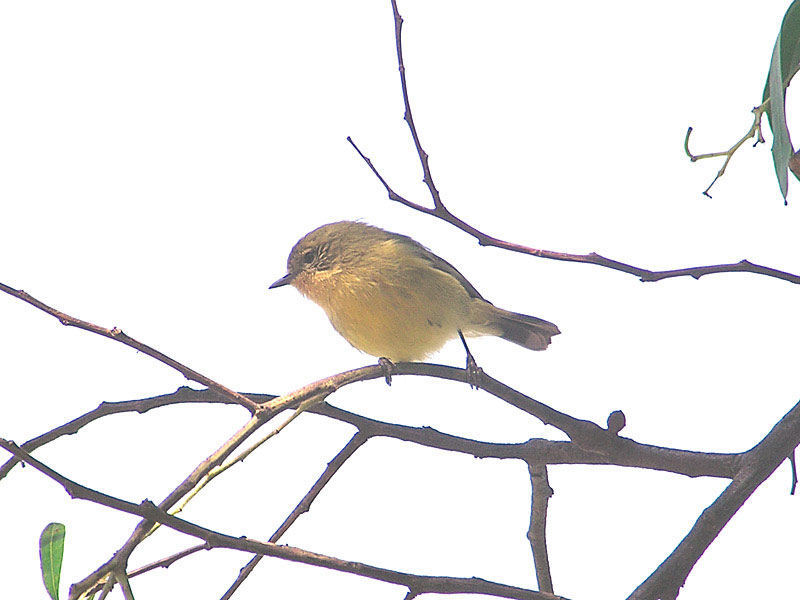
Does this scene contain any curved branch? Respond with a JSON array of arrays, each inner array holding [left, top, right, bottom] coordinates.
[[0, 387, 248, 480], [346, 4, 800, 286], [347, 137, 800, 285]]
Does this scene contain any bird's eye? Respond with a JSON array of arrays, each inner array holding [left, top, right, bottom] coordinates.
[[301, 250, 315, 265]]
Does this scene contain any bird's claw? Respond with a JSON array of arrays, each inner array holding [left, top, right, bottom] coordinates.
[[465, 354, 483, 390], [378, 357, 397, 386]]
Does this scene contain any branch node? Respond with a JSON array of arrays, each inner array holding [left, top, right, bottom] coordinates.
[[606, 410, 626, 435]]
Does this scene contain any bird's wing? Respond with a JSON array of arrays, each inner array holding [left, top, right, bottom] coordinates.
[[404, 238, 487, 301]]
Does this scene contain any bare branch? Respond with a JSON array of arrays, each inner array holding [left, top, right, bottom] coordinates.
[[4, 378, 741, 597], [0, 387, 248, 480], [390, 0, 444, 212], [130, 543, 210, 577], [527, 464, 554, 594], [348, 137, 800, 285], [2, 280, 777, 600], [684, 102, 768, 198], [311, 402, 737, 479], [628, 398, 800, 600], [220, 432, 369, 599], [346, 5, 800, 286], [82, 544, 211, 598], [0, 438, 566, 600], [0, 281, 261, 412], [1, 383, 737, 488]]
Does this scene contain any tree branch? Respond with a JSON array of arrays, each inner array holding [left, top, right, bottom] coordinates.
[[0, 386, 248, 480], [0, 281, 260, 412], [527, 464, 554, 594], [345, 3, 800, 286], [0, 438, 566, 600], [347, 137, 800, 285], [1, 384, 738, 487], [628, 398, 800, 600], [220, 431, 369, 599], [2, 280, 777, 600]]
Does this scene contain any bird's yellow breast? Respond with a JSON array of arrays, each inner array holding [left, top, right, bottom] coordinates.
[[295, 244, 472, 361]]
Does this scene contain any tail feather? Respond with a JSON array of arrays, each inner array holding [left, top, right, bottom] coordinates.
[[494, 309, 560, 351]]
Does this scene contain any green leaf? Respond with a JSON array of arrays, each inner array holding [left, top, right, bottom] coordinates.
[[769, 34, 792, 199], [763, 0, 800, 107], [39, 523, 66, 600], [763, 0, 800, 201]]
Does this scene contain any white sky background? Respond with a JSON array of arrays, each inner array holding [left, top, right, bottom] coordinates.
[[1, 1, 799, 599]]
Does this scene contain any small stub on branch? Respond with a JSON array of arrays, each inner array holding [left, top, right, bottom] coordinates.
[[606, 410, 626, 435]]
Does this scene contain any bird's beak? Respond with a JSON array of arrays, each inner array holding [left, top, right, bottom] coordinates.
[[269, 273, 294, 289]]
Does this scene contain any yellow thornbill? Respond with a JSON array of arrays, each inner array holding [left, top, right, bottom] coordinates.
[[270, 221, 560, 362]]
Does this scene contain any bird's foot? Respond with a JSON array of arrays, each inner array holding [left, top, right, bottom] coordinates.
[[378, 357, 397, 386], [458, 330, 482, 390], [465, 353, 483, 390]]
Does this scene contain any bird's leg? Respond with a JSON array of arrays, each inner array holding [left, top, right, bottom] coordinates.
[[458, 330, 483, 390], [378, 356, 397, 386]]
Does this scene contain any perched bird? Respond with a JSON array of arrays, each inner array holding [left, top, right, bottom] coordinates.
[[270, 221, 560, 362]]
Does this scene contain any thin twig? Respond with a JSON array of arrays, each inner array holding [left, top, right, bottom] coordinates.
[[130, 543, 210, 577], [170, 395, 329, 521], [271, 432, 368, 541], [0, 387, 248, 480], [83, 544, 211, 598], [527, 464, 554, 594], [683, 61, 800, 198], [0, 282, 260, 412], [390, 0, 444, 212], [684, 101, 768, 198], [347, 137, 800, 285], [220, 432, 369, 600]]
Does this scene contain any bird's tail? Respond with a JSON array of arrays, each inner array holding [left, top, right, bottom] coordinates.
[[470, 301, 560, 351], [495, 309, 560, 351]]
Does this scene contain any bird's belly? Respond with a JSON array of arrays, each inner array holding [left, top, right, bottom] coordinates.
[[323, 285, 463, 361]]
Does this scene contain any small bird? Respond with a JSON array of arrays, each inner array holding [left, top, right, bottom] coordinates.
[[270, 221, 560, 363]]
